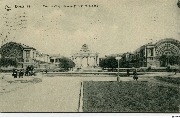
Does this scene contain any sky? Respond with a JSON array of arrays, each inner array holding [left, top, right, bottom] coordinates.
[[0, 0, 180, 57]]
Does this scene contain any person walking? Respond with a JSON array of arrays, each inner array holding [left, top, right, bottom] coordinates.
[[174, 68, 177, 75], [133, 69, 138, 81], [127, 69, 130, 76]]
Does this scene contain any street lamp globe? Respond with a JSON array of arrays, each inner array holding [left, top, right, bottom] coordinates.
[[115, 57, 122, 60]]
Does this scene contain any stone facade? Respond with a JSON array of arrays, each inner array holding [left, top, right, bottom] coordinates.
[[121, 38, 180, 68], [49, 54, 63, 69]]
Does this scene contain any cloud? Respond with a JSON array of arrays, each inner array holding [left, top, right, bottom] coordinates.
[[0, 0, 179, 57]]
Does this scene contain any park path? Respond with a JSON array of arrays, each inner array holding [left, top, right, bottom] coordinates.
[[0, 75, 117, 112], [0, 76, 81, 112]]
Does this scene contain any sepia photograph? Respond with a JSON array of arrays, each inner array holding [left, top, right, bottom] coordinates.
[[0, 0, 180, 115]]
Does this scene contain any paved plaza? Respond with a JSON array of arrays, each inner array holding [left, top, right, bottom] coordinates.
[[0, 72, 179, 112]]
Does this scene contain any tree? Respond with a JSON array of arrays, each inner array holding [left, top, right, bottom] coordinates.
[[0, 57, 18, 67], [59, 57, 75, 70], [157, 55, 167, 67], [178, 0, 180, 8], [99, 58, 106, 69], [169, 55, 179, 65], [99, 56, 118, 71], [158, 55, 180, 67]]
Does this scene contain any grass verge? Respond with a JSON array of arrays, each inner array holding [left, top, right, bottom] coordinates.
[[83, 81, 180, 112], [154, 76, 180, 85]]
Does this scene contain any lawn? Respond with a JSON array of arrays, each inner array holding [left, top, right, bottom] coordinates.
[[83, 81, 180, 112], [154, 76, 180, 85]]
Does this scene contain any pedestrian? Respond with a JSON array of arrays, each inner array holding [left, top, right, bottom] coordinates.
[[174, 68, 177, 75], [19, 69, 24, 78], [127, 69, 130, 76], [19, 70, 21, 78], [25, 66, 30, 76], [133, 69, 138, 81], [12, 69, 18, 78]]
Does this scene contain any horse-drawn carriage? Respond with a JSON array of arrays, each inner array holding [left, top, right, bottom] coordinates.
[[25, 66, 36, 76]]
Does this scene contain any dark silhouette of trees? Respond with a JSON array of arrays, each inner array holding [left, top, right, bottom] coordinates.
[[0, 58, 18, 67], [59, 57, 75, 70], [177, 0, 180, 8], [99, 56, 118, 71], [158, 55, 180, 67]]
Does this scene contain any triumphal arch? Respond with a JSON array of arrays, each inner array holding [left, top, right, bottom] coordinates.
[[71, 44, 99, 68]]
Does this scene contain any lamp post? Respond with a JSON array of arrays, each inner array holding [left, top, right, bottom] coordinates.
[[115, 57, 122, 82]]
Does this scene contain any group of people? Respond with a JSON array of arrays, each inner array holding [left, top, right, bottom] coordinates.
[[12, 66, 35, 78], [12, 69, 24, 78]]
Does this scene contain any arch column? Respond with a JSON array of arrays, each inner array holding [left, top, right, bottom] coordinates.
[[96, 55, 99, 66], [87, 56, 89, 67], [94, 57, 96, 67], [80, 57, 83, 68]]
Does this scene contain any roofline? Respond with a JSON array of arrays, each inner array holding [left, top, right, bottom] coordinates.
[[1, 41, 36, 50]]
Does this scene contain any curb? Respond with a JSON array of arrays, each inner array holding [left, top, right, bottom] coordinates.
[[78, 81, 83, 112]]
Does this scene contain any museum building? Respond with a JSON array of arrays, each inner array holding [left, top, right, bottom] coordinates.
[[120, 38, 180, 68]]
